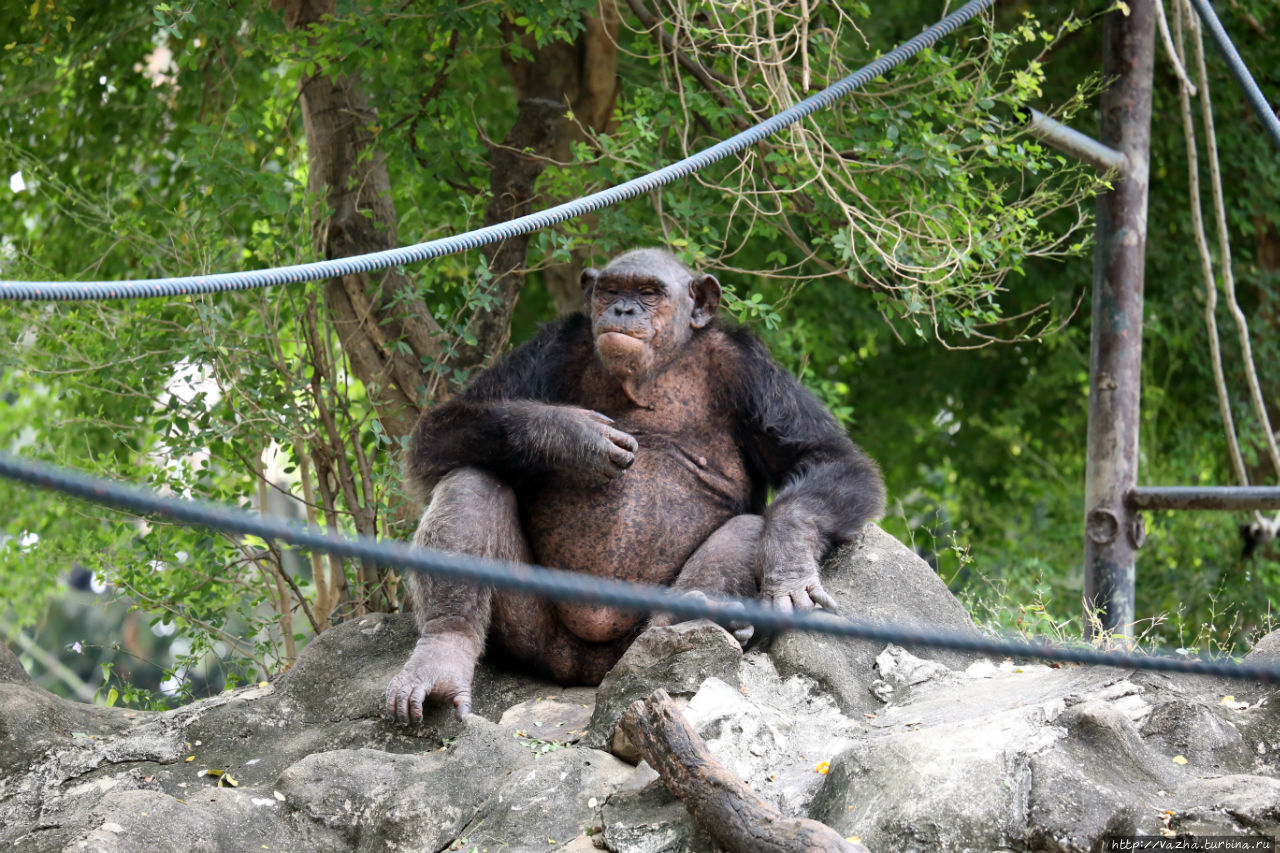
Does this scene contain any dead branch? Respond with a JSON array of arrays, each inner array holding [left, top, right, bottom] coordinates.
[[619, 688, 869, 853]]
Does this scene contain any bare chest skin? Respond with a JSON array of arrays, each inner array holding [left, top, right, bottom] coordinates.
[[522, 337, 751, 641]]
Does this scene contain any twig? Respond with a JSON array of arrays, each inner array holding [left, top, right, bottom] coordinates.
[[1188, 0, 1280, 479], [1172, 0, 1247, 487]]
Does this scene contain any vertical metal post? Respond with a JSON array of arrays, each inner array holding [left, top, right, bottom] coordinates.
[[1083, 0, 1155, 640]]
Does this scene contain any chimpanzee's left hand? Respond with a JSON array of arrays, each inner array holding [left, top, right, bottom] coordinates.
[[761, 557, 839, 614]]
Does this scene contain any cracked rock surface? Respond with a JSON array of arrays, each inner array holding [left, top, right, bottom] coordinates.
[[3, 525, 1278, 852]]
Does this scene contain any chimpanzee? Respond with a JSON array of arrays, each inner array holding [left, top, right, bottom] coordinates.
[[385, 248, 884, 723]]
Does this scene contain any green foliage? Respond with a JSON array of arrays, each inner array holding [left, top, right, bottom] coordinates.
[[2, 0, 1275, 707]]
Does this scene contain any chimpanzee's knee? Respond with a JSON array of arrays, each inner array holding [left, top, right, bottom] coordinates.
[[673, 513, 764, 595], [413, 467, 525, 560]]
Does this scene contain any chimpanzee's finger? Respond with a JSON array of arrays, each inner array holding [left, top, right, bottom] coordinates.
[[394, 685, 413, 724], [385, 682, 400, 720], [605, 427, 639, 453], [453, 692, 472, 720], [408, 683, 430, 724], [771, 594, 794, 613], [607, 442, 636, 468], [810, 584, 840, 612], [790, 587, 815, 611]]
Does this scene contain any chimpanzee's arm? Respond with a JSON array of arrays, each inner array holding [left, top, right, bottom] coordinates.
[[405, 315, 637, 496], [724, 329, 885, 611]]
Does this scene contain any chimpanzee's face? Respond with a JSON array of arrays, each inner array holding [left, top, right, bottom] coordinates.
[[580, 250, 721, 394]]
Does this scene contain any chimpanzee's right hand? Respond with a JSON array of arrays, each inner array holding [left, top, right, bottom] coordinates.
[[549, 407, 638, 481], [385, 634, 478, 724]]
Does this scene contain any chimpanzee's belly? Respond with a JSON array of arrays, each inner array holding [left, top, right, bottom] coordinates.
[[522, 431, 751, 642]]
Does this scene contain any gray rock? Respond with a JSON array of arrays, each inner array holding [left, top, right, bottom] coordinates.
[[808, 666, 1178, 852], [582, 621, 742, 751], [1141, 697, 1251, 770], [4, 543, 1279, 853], [0, 681, 142, 773], [1025, 699, 1181, 850], [278, 717, 532, 851], [497, 687, 596, 746], [768, 524, 981, 716], [1175, 774, 1280, 836], [0, 641, 33, 686], [601, 776, 712, 853], [457, 746, 631, 851], [874, 644, 956, 689], [684, 655, 863, 816], [63, 787, 324, 853], [0, 613, 558, 851], [1245, 629, 1280, 661]]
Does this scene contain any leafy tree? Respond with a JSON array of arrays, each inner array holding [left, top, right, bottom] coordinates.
[[7, 0, 1264, 706]]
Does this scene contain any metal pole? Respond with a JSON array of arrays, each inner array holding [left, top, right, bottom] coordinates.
[[1024, 109, 1129, 173], [1084, 0, 1156, 640], [1129, 486, 1280, 511]]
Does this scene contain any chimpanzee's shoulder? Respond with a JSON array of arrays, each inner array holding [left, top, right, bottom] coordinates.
[[529, 311, 592, 347], [699, 320, 775, 369], [507, 312, 593, 368]]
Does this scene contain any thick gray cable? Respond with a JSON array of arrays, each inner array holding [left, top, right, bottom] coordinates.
[[2, 451, 1278, 683], [0, 0, 994, 302], [1186, 0, 1280, 150]]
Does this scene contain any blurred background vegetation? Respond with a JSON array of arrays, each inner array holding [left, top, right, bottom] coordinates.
[[0, 0, 1276, 708]]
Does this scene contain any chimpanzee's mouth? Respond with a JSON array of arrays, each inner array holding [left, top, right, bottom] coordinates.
[[596, 328, 649, 341]]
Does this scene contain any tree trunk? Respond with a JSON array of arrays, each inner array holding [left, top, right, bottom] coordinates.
[[275, 0, 620, 612], [275, 0, 445, 442], [277, 0, 619, 396], [458, 2, 621, 366]]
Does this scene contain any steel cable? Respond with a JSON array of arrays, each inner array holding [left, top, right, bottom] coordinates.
[[2, 451, 1278, 684], [0, 0, 994, 302], [1186, 0, 1280, 151]]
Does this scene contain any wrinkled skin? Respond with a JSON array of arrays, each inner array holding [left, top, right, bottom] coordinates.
[[387, 248, 885, 724]]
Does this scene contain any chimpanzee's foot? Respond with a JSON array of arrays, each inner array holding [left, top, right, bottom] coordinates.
[[650, 590, 755, 647], [385, 634, 480, 724]]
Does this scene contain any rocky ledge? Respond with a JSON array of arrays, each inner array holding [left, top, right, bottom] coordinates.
[[2, 526, 1277, 852]]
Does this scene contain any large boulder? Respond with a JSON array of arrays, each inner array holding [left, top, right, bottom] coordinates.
[[583, 619, 743, 752], [768, 524, 983, 716], [3, 527, 1278, 852]]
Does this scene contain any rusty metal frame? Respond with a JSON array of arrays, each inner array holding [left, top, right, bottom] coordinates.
[[1129, 487, 1280, 512], [1051, 1, 1277, 639]]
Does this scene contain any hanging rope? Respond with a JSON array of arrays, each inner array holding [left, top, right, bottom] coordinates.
[[1166, 0, 1280, 541], [0, 0, 994, 302]]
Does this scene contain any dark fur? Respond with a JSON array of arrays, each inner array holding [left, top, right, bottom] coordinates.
[[386, 249, 885, 723]]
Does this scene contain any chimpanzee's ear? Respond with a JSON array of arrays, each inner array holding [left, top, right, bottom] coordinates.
[[689, 274, 721, 329], [580, 267, 600, 295]]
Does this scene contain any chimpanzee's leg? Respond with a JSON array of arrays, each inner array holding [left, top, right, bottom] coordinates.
[[650, 514, 764, 644], [490, 589, 639, 687], [492, 517, 765, 682], [386, 467, 634, 722], [386, 467, 529, 723]]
